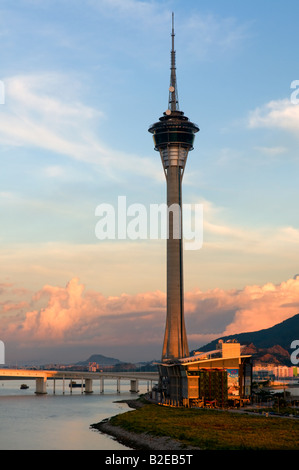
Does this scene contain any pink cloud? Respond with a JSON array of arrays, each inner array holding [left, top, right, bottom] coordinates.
[[1, 276, 299, 361], [2, 278, 166, 350], [0, 301, 29, 313], [185, 277, 299, 346]]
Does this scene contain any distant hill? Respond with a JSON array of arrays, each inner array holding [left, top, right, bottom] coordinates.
[[76, 354, 122, 366], [75, 355, 158, 372], [193, 313, 299, 366]]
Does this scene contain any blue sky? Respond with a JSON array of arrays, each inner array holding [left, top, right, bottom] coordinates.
[[1, 0, 299, 363]]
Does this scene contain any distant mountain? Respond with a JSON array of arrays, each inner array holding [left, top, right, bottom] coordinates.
[[76, 354, 122, 366], [241, 343, 292, 366], [193, 313, 299, 366], [74, 355, 158, 372]]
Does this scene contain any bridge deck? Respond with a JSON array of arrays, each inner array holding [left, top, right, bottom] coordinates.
[[0, 369, 159, 394], [0, 368, 158, 380]]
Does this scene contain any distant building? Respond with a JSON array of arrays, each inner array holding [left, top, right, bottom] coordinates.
[[89, 362, 98, 372], [253, 364, 299, 380]]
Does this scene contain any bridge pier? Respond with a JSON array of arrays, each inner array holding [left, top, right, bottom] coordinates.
[[84, 378, 93, 393], [130, 379, 139, 393], [100, 377, 104, 394], [35, 377, 47, 394]]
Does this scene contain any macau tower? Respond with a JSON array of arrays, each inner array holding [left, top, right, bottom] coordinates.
[[148, 14, 199, 361]]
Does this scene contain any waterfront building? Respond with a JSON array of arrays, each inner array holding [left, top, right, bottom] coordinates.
[[154, 340, 252, 407]]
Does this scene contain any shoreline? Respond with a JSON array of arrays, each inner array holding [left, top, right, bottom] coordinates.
[[91, 396, 299, 451], [91, 398, 199, 451]]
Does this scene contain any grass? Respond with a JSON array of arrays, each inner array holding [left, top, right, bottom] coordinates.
[[109, 403, 299, 450]]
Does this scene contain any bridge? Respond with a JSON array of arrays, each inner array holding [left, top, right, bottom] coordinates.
[[0, 368, 159, 395]]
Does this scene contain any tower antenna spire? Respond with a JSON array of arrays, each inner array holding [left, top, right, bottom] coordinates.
[[169, 12, 179, 112]]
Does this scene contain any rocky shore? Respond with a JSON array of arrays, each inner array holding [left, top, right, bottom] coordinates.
[[91, 398, 199, 451]]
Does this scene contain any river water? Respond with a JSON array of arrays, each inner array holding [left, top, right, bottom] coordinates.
[[0, 378, 149, 450], [2, 378, 298, 451]]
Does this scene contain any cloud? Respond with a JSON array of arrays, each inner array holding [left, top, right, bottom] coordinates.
[[0, 73, 106, 160], [181, 12, 251, 60], [88, 0, 250, 62], [200, 199, 299, 255], [249, 98, 299, 135], [254, 146, 288, 156], [90, 0, 161, 23], [1, 197, 299, 302], [186, 277, 299, 345], [0, 300, 29, 313], [1, 278, 166, 357], [0, 73, 160, 181], [2, 276, 299, 362]]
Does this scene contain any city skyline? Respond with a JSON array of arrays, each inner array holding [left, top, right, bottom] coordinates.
[[1, 0, 299, 364]]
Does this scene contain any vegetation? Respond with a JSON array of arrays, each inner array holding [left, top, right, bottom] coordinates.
[[109, 402, 299, 450]]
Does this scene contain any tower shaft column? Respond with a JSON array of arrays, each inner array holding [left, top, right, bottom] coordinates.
[[162, 158, 189, 360]]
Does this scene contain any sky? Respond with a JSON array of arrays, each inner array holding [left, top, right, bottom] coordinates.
[[1, 0, 299, 365]]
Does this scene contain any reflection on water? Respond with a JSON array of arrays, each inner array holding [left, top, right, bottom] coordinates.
[[0, 379, 143, 450]]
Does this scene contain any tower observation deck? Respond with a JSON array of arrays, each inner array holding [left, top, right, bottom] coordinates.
[[148, 14, 199, 361]]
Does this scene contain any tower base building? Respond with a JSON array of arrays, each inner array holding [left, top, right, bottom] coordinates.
[[153, 340, 252, 408]]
